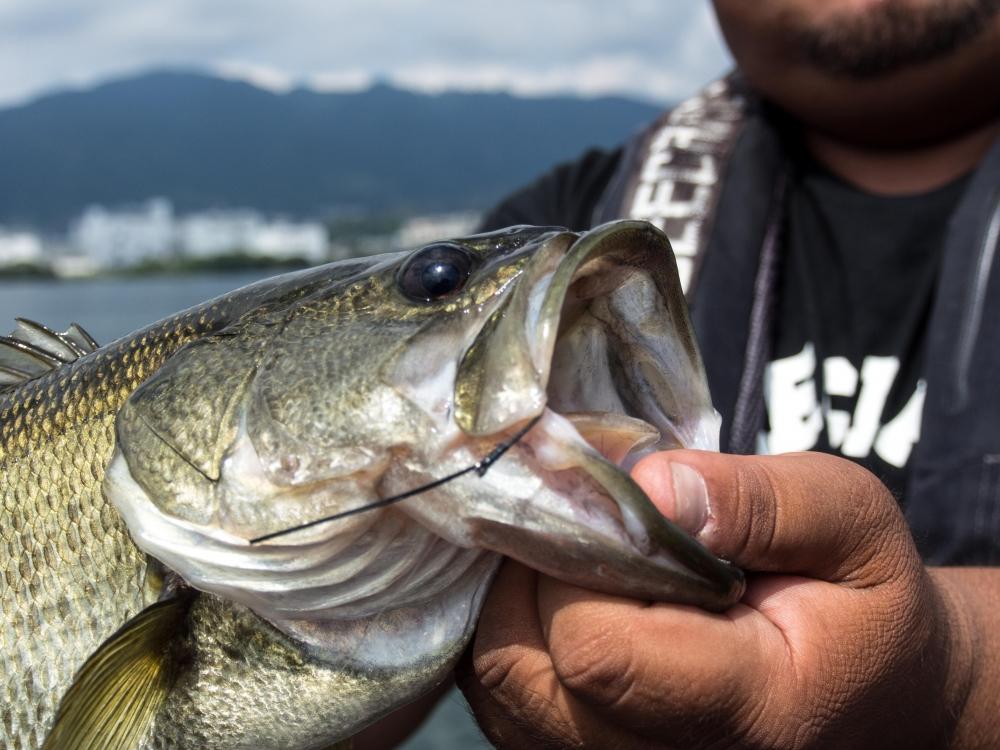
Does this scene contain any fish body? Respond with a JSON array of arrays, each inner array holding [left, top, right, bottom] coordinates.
[[0, 221, 743, 748]]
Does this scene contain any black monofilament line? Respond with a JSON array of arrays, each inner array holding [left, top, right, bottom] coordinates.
[[249, 415, 542, 544]]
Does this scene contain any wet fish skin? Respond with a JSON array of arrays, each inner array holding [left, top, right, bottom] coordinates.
[[0, 244, 539, 748], [0, 260, 387, 748], [1, 223, 743, 749], [0, 370, 145, 750]]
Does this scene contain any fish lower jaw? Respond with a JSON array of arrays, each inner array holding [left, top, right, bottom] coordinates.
[[517, 408, 653, 545], [457, 407, 744, 609], [106, 444, 498, 623]]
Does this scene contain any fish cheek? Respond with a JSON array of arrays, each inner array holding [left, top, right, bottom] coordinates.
[[115, 401, 223, 526], [245, 313, 434, 477], [115, 334, 260, 523], [121, 335, 259, 476]]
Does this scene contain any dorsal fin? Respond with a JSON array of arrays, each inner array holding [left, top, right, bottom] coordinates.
[[0, 319, 100, 388], [42, 590, 195, 750]]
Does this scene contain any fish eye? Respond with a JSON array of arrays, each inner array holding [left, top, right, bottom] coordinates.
[[398, 243, 474, 302]]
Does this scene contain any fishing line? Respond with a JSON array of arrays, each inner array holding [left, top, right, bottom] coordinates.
[[249, 415, 542, 544]]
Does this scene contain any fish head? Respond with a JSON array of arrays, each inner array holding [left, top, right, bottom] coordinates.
[[106, 221, 743, 627]]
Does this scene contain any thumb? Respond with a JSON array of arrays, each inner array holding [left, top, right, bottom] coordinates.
[[632, 450, 917, 585]]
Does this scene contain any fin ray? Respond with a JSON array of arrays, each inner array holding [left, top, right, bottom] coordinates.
[[0, 320, 100, 390], [42, 592, 194, 750]]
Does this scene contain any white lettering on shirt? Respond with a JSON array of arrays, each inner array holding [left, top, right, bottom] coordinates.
[[764, 344, 923, 468], [764, 343, 823, 453], [822, 356, 856, 448], [874, 380, 926, 468]]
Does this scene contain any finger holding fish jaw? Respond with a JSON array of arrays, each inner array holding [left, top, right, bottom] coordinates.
[[463, 450, 963, 750]]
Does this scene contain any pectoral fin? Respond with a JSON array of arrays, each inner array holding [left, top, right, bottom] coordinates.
[[43, 591, 195, 750]]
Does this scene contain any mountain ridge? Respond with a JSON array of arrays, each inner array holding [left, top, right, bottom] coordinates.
[[0, 70, 662, 229]]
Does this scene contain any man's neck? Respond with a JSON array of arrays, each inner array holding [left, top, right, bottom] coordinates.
[[802, 118, 1000, 195]]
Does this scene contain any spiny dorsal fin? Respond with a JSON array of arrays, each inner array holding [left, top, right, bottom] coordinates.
[[0, 319, 100, 387], [42, 591, 194, 750]]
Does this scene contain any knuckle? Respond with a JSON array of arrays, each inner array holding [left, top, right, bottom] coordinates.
[[834, 458, 917, 582], [548, 617, 637, 708], [731, 452, 917, 579], [473, 642, 548, 704], [721, 458, 779, 562], [470, 647, 583, 750], [474, 647, 520, 693], [841, 458, 896, 518]]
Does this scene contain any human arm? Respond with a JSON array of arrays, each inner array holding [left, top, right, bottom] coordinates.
[[459, 450, 1000, 749], [929, 567, 1000, 750]]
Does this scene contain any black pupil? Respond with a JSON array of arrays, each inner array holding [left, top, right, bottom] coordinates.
[[399, 243, 473, 301], [422, 260, 462, 297]]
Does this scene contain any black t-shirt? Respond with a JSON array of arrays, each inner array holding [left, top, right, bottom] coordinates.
[[480, 148, 623, 232], [767, 159, 968, 497], [480, 146, 968, 500]]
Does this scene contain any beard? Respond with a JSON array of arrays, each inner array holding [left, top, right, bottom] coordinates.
[[790, 0, 1000, 78]]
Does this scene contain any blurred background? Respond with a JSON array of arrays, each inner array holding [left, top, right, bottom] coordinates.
[[0, 1, 728, 745]]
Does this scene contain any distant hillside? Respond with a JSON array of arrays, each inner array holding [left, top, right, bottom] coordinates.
[[0, 71, 661, 229]]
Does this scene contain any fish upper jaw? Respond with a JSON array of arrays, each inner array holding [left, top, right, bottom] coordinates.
[[438, 221, 745, 610]]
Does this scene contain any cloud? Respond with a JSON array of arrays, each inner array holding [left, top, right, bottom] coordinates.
[[385, 56, 693, 102], [308, 68, 374, 94], [0, 1, 731, 106], [215, 61, 297, 93]]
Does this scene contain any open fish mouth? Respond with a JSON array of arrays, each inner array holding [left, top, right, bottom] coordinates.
[[448, 221, 745, 610], [105, 221, 743, 626]]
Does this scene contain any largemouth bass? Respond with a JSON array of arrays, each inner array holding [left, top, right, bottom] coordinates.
[[0, 220, 744, 749]]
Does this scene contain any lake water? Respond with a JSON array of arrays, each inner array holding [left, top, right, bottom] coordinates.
[[0, 271, 492, 750]]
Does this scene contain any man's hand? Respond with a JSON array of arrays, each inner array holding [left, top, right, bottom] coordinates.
[[458, 451, 989, 749]]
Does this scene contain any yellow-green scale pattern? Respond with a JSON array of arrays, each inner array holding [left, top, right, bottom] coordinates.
[[0, 298, 250, 748]]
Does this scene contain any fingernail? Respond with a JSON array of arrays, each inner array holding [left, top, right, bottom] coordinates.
[[670, 462, 709, 534]]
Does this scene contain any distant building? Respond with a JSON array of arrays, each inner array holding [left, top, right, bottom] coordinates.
[[50, 255, 100, 279], [177, 209, 259, 259], [0, 228, 44, 267], [178, 210, 327, 264], [242, 219, 328, 264], [394, 212, 480, 249], [68, 198, 330, 269], [70, 198, 175, 268], [10, 201, 474, 276]]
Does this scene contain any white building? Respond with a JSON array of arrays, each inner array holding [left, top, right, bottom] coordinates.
[[67, 198, 331, 270], [70, 198, 175, 268], [394, 211, 480, 249], [178, 209, 259, 259], [0, 228, 44, 267], [178, 210, 327, 264], [242, 219, 327, 264]]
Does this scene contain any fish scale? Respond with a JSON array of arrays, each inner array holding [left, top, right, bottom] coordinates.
[[0, 276, 322, 747], [1, 413, 146, 749], [140, 594, 451, 750], [0, 259, 407, 747], [1, 223, 744, 748]]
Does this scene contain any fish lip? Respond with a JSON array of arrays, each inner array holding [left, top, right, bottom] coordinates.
[[459, 220, 746, 610], [516, 407, 746, 611]]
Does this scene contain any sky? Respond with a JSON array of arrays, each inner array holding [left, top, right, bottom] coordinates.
[[0, 1, 732, 107]]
